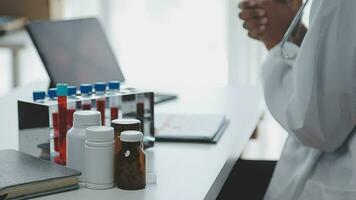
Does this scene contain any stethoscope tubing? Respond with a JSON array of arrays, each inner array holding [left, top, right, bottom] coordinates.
[[280, 0, 310, 59]]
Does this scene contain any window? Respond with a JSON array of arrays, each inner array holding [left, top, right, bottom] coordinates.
[[106, 0, 228, 88]]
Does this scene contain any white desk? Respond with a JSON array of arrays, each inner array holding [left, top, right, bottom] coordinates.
[[0, 83, 263, 200]]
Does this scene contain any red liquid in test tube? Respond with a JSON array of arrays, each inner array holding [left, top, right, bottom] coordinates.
[[97, 99, 106, 125], [47, 88, 60, 155], [67, 86, 77, 129], [110, 107, 119, 121], [95, 82, 107, 125], [137, 102, 144, 133], [56, 84, 68, 165], [82, 104, 91, 110], [136, 94, 145, 133], [52, 112, 59, 152], [67, 109, 76, 129], [108, 80, 121, 121]]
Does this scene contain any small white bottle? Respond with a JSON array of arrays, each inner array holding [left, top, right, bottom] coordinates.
[[67, 110, 101, 181], [85, 126, 115, 190]]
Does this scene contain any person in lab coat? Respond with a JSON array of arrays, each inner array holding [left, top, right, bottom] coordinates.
[[237, 0, 356, 199], [220, 3, 303, 199]]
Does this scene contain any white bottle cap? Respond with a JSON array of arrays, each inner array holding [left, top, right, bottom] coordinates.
[[73, 111, 101, 128], [86, 126, 114, 142], [120, 131, 143, 142], [111, 118, 140, 125]]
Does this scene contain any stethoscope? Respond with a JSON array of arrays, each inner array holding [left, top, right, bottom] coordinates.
[[280, 0, 310, 60]]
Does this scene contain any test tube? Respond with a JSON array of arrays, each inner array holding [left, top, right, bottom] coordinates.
[[136, 93, 145, 133], [108, 80, 121, 121], [67, 86, 77, 129], [48, 88, 59, 153], [32, 91, 46, 103], [95, 82, 107, 125], [48, 88, 57, 100], [56, 83, 68, 165], [80, 84, 92, 110]]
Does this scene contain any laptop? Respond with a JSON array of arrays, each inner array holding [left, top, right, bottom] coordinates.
[[26, 18, 177, 104]]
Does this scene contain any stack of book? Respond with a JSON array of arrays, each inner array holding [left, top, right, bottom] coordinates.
[[0, 150, 80, 200]]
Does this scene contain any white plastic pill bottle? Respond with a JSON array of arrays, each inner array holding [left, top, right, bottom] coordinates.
[[85, 126, 115, 190], [67, 110, 101, 181]]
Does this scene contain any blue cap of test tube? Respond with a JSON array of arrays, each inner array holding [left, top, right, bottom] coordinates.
[[67, 86, 77, 96], [108, 80, 120, 90], [80, 84, 93, 95], [33, 91, 46, 102], [48, 88, 57, 99], [56, 83, 68, 96], [94, 82, 107, 92]]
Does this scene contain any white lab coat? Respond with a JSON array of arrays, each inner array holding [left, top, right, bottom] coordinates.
[[262, 1, 356, 200]]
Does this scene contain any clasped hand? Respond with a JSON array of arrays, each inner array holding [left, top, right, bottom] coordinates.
[[238, 0, 298, 50]]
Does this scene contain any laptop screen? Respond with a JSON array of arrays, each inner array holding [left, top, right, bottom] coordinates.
[[26, 18, 125, 87]]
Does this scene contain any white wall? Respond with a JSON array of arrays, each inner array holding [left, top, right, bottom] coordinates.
[[0, 49, 12, 95], [226, 0, 267, 86]]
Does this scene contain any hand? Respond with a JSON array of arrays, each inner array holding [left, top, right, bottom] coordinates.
[[238, 0, 299, 50], [238, 0, 268, 40], [259, 0, 298, 49]]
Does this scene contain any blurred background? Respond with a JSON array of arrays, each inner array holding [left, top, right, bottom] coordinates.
[[0, 0, 311, 160]]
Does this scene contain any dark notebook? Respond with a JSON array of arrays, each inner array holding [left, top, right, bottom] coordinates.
[[0, 150, 80, 200], [155, 114, 230, 143]]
